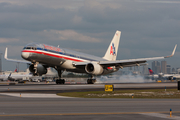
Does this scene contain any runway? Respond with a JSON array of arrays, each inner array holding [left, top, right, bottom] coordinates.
[[0, 82, 179, 120], [0, 82, 178, 93], [0, 95, 180, 120]]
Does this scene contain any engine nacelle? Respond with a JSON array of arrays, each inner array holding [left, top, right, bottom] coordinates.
[[168, 76, 174, 80], [85, 63, 103, 75], [29, 64, 47, 76]]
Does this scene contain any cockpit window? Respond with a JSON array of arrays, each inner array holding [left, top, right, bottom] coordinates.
[[26, 47, 32, 49], [23, 46, 37, 50], [23, 43, 38, 50]]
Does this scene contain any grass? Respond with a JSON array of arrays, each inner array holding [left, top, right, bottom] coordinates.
[[57, 89, 180, 98]]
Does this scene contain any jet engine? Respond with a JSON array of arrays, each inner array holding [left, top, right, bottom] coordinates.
[[29, 64, 47, 76], [168, 76, 174, 80], [85, 63, 103, 75]]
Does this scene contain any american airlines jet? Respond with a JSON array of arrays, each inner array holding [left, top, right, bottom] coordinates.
[[4, 31, 177, 84]]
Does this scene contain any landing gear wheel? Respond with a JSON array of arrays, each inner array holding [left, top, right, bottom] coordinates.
[[56, 79, 65, 84], [87, 79, 96, 84]]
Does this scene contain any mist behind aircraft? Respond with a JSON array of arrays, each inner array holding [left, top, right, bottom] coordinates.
[[97, 74, 153, 83]]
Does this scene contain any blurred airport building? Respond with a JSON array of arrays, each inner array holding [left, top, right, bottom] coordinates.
[[150, 60, 179, 74], [152, 61, 161, 74]]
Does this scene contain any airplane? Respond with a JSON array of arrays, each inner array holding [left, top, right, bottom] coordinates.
[[4, 30, 177, 84], [148, 68, 180, 80], [0, 68, 57, 82], [0, 73, 13, 81]]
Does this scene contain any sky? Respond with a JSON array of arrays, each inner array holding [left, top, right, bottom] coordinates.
[[0, 0, 180, 71]]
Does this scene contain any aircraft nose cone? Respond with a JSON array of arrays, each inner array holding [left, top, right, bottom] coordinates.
[[21, 52, 30, 59]]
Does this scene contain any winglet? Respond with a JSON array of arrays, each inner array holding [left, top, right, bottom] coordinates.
[[4, 47, 31, 64], [4, 47, 8, 60], [165, 44, 177, 58]]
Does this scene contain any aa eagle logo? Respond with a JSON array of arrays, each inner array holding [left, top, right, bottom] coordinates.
[[110, 43, 116, 55]]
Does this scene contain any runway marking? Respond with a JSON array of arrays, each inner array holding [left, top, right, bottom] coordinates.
[[1, 111, 180, 117], [140, 113, 180, 120]]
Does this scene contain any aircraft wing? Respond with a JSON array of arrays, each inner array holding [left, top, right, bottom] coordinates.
[[75, 44, 177, 68], [100, 44, 177, 68], [99, 57, 164, 68], [4, 47, 31, 64]]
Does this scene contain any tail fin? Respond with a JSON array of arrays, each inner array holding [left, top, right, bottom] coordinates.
[[103, 30, 121, 61], [14, 65, 18, 72], [14, 68, 18, 72], [8, 73, 12, 77], [148, 68, 154, 75]]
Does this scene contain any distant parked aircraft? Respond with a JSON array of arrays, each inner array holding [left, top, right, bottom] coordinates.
[[148, 68, 180, 80], [0, 68, 57, 82], [0, 69, 32, 81]]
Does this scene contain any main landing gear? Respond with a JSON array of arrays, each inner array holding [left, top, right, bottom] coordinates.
[[56, 79, 65, 84], [56, 70, 65, 84], [87, 79, 96, 84], [87, 75, 96, 84]]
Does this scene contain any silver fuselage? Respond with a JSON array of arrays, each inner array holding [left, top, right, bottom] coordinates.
[[21, 43, 117, 75]]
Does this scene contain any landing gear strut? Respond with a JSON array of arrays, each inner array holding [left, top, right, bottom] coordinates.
[[56, 70, 65, 84], [87, 75, 96, 84]]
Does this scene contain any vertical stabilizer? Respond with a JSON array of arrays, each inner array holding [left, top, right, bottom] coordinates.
[[103, 31, 121, 61], [148, 68, 154, 75]]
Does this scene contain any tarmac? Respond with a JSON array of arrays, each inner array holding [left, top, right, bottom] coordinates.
[[0, 82, 180, 120], [0, 82, 178, 93]]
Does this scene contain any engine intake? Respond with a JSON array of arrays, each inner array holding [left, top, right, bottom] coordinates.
[[29, 64, 47, 76], [85, 63, 103, 75]]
